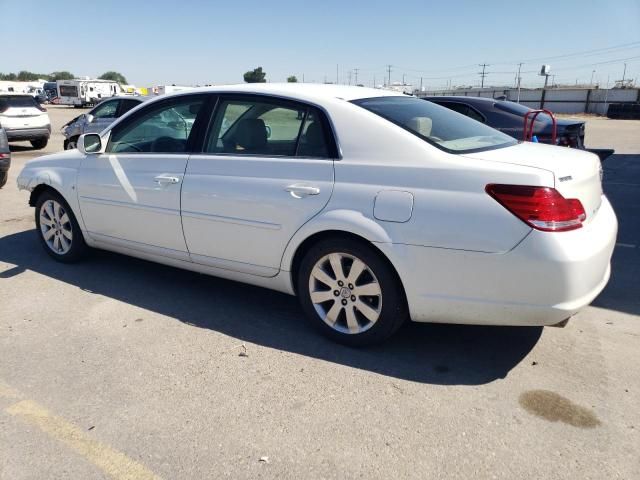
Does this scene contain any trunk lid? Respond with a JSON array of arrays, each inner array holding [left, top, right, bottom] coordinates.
[[463, 141, 603, 225]]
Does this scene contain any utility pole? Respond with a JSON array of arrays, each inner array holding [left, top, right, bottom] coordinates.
[[348, 70, 352, 85], [622, 63, 627, 84], [373, 75, 376, 88], [386, 64, 392, 86], [516, 63, 523, 103], [302, 73, 305, 83], [420, 77, 423, 91], [590, 70, 596, 86], [353, 68, 359, 85], [402, 73, 406, 85], [336, 64, 339, 84], [478, 63, 489, 88]]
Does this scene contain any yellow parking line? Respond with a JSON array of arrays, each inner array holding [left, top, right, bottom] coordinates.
[[5, 399, 162, 480]]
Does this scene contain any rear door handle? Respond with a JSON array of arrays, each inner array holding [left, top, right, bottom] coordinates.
[[285, 184, 320, 198], [154, 175, 180, 185]]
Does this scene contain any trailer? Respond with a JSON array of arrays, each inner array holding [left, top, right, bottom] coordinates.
[[56, 79, 122, 107]]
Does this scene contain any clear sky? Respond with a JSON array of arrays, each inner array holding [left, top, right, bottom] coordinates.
[[2, 0, 639, 89]]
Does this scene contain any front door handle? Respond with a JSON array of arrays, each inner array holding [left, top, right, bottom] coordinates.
[[154, 175, 180, 185], [285, 184, 320, 198]]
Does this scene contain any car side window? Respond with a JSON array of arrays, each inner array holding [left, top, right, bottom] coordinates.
[[107, 96, 204, 154], [435, 101, 484, 123], [465, 106, 485, 123], [118, 99, 141, 116], [92, 100, 119, 119], [204, 96, 332, 158]]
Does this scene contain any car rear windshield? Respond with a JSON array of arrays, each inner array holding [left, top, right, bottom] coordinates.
[[352, 96, 517, 154], [0, 95, 39, 110], [494, 101, 552, 122]]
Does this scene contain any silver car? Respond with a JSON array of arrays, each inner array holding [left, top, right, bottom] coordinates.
[[62, 96, 148, 149]]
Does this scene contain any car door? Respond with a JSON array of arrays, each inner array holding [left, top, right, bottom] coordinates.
[[83, 99, 120, 135], [77, 94, 208, 260], [181, 94, 336, 277]]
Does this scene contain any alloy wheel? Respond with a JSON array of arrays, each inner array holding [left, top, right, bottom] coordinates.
[[39, 199, 73, 254], [308, 252, 383, 334]]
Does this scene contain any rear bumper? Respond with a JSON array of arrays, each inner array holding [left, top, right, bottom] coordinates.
[[6, 126, 51, 141], [393, 196, 617, 326]]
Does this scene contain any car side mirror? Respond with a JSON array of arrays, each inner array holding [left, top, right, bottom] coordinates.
[[85, 113, 94, 123], [78, 133, 102, 154], [265, 125, 272, 139]]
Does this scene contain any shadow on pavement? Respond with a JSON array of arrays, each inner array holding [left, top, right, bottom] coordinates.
[[593, 154, 640, 316], [0, 229, 542, 386]]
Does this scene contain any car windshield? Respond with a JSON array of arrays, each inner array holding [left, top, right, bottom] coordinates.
[[0, 95, 39, 109], [494, 101, 552, 122], [352, 96, 516, 153]]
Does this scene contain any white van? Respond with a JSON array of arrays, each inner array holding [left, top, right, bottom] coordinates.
[[56, 79, 121, 107]]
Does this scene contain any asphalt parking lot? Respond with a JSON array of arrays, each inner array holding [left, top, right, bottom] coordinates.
[[1, 106, 639, 479]]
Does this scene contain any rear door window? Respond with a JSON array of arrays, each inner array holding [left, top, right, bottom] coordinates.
[[118, 99, 142, 117], [205, 96, 334, 158]]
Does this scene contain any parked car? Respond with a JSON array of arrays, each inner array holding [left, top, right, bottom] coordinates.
[[0, 127, 10, 188], [0, 94, 51, 149], [424, 96, 614, 160], [17, 84, 616, 346], [43, 81, 58, 101], [62, 96, 147, 149]]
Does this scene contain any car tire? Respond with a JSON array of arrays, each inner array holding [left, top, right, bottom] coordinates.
[[0, 172, 7, 189], [31, 138, 48, 149], [64, 136, 79, 150], [35, 190, 88, 263], [297, 237, 408, 346]]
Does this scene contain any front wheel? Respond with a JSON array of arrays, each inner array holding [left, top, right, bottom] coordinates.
[[297, 238, 408, 346], [64, 136, 79, 150], [30, 138, 48, 149], [35, 191, 88, 262]]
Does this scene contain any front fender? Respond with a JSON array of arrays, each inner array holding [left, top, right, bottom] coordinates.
[[280, 208, 393, 271]]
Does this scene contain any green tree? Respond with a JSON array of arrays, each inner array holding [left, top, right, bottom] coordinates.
[[17, 71, 48, 81], [0, 72, 18, 81], [49, 71, 75, 81], [99, 71, 128, 84], [287, 75, 298, 83], [243, 67, 267, 83]]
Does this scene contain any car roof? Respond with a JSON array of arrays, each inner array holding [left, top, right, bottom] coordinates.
[[160, 83, 405, 104], [424, 96, 498, 105]]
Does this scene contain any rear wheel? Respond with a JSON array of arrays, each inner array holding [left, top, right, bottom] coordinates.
[[297, 238, 408, 346], [0, 172, 7, 189], [30, 138, 48, 149], [35, 190, 88, 262]]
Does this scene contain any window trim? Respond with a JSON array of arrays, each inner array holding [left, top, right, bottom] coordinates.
[[197, 92, 340, 160], [105, 93, 212, 155]]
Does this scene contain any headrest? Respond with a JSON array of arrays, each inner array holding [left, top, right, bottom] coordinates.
[[406, 116, 432, 137], [234, 118, 267, 151]]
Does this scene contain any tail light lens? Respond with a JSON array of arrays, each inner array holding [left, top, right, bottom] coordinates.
[[486, 184, 586, 232]]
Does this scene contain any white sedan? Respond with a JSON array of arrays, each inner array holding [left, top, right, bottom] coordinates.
[[17, 84, 617, 346]]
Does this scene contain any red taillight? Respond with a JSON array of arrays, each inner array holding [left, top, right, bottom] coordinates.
[[486, 184, 586, 232]]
